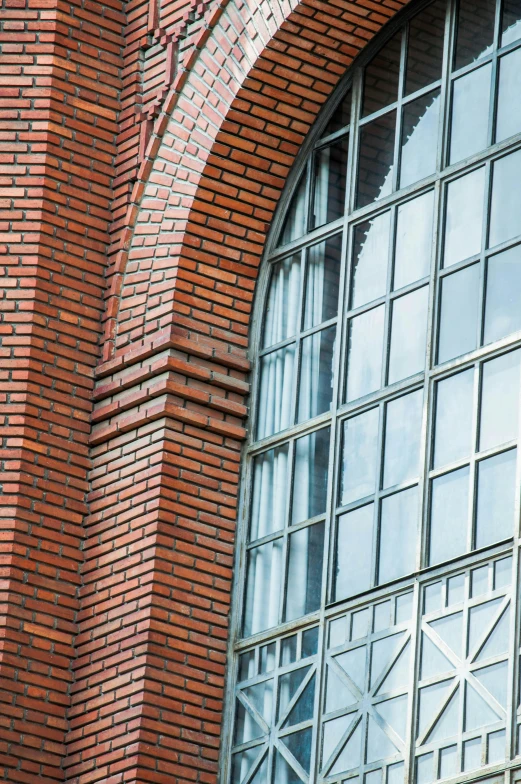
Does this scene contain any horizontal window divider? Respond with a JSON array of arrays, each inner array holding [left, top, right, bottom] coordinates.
[[450, 52, 496, 81], [314, 127, 350, 150], [438, 254, 482, 278], [245, 411, 332, 455], [234, 613, 322, 651], [359, 101, 400, 127], [430, 333, 521, 378], [474, 440, 518, 463], [339, 374, 426, 418], [487, 230, 521, 257], [258, 335, 297, 357], [269, 218, 344, 261], [402, 78, 444, 106], [299, 317, 338, 340]]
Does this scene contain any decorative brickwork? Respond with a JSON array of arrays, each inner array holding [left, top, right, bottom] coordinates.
[[0, 0, 406, 780]]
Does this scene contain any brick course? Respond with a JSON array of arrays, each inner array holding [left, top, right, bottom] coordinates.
[[0, 0, 406, 779]]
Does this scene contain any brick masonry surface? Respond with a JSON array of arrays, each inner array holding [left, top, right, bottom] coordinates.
[[0, 0, 406, 780]]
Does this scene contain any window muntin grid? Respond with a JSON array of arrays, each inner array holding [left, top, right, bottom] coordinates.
[[225, 0, 521, 781]]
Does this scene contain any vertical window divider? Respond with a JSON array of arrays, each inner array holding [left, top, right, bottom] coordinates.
[[468, 362, 482, 552], [406, 581, 423, 784], [506, 546, 520, 761], [393, 27, 408, 193]]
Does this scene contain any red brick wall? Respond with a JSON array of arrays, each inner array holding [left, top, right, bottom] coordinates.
[[0, 0, 406, 780]]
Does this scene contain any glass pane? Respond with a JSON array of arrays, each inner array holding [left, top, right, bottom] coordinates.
[[379, 486, 418, 583], [281, 635, 298, 665], [484, 244, 521, 344], [334, 504, 374, 600], [363, 34, 401, 116], [292, 427, 330, 525], [454, 0, 495, 70], [439, 746, 458, 778], [496, 48, 521, 143], [501, 0, 521, 44], [263, 254, 301, 348], [443, 168, 485, 268], [430, 466, 470, 564], [434, 368, 474, 468], [346, 305, 385, 401], [476, 449, 517, 548], [450, 63, 491, 164], [400, 89, 440, 187], [259, 643, 276, 673], [416, 753, 434, 784], [280, 174, 307, 246], [490, 148, 521, 247], [302, 627, 319, 656], [284, 522, 325, 622], [488, 729, 506, 763], [341, 407, 380, 505], [232, 747, 263, 782], [480, 350, 521, 450], [325, 91, 351, 136], [394, 191, 434, 290], [383, 389, 423, 488], [257, 344, 295, 440], [250, 444, 290, 541], [438, 263, 480, 363], [304, 234, 342, 330], [351, 211, 391, 308], [311, 138, 349, 229], [357, 111, 396, 208], [388, 286, 429, 383], [463, 737, 481, 771], [405, 0, 446, 95], [298, 326, 335, 423], [243, 539, 283, 636]]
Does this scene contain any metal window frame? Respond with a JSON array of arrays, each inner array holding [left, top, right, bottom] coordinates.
[[220, 0, 521, 780]]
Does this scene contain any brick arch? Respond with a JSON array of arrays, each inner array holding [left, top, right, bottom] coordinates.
[[72, 2, 408, 783]]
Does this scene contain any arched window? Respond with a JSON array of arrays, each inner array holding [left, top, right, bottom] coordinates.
[[226, 0, 521, 780]]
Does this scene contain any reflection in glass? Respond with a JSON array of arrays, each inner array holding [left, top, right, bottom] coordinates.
[[257, 344, 295, 440], [250, 444, 290, 541], [388, 286, 429, 383], [346, 305, 385, 401], [394, 191, 434, 289], [434, 369, 474, 468], [379, 487, 418, 584], [292, 427, 330, 525], [490, 149, 521, 247], [263, 254, 301, 348], [416, 752, 434, 784], [341, 407, 379, 505], [480, 351, 521, 451], [476, 449, 517, 548], [334, 504, 374, 600], [484, 244, 521, 344], [438, 263, 480, 363], [443, 168, 485, 267], [488, 729, 506, 763], [298, 326, 335, 423], [430, 467, 469, 564], [284, 522, 325, 621], [351, 211, 390, 308], [324, 91, 351, 136], [400, 90, 440, 187], [280, 174, 307, 246], [405, 0, 445, 95], [502, 0, 521, 45], [357, 111, 396, 208], [450, 64, 491, 164], [311, 138, 349, 229], [244, 539, 283, 636], [383, 389, 423, 488], [496, 48, 521, 143], [454, 0, 495, 70], [363, 34, 401, 116], [304, 235, 342, 330]]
